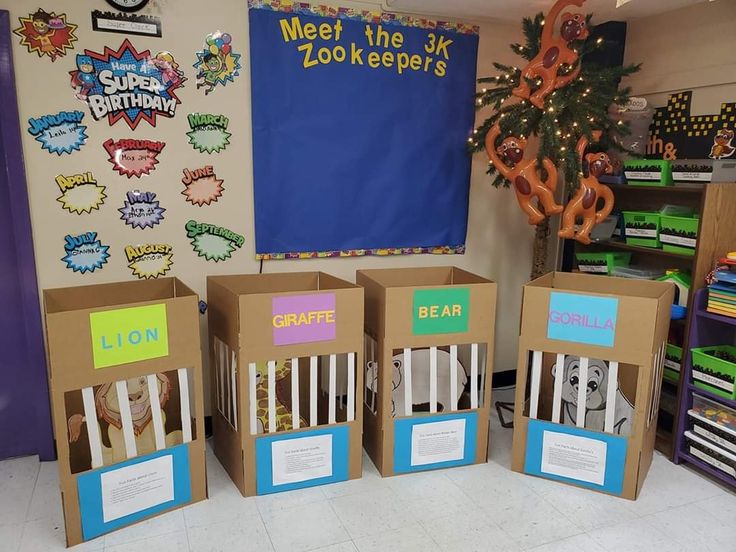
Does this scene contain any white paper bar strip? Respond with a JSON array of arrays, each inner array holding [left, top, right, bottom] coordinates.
[[577, 357, 589, 428], [178, 368, 192, 443], [115, 379, 138, 459], [364, 336, 369, 404], [479, 346, 487, 408], [429, 346, 438, 413], [450, 345, 459, 412], [226, 345, 232, 423], [268, 360, 277, 433], [329, 354, 337, 424], [230, 351, 238, 430], [310, 356, 318, 427], [347, 352, 355, 422], [146, 375, 165, 451], [471, 343, 479, 409], [291, 357, 300, 429], [529, 350, 543, 419], [81, 386, 103, 469], [249, 362, 257, 435], [403, 347, 413, 417], [219, 340, 226, 414], [552, 353, 566, 423], [604, 360, 619, 433]]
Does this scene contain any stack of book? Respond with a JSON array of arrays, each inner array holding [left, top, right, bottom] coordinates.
[[708, 256, 736, 318]]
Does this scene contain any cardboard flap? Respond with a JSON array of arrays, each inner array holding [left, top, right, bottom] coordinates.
[[44, 278, 179, 314]]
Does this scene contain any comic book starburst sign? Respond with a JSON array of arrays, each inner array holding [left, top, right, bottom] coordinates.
[[125, 243, 173, 279], [70, 39, 185, 130], [13, 9, 77, 61], [185, 220, 243, 262], [56, 172, 106, 214]]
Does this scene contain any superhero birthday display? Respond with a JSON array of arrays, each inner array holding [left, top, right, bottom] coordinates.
[[70, 40, 185, 130], [14, 9, 77, 61]]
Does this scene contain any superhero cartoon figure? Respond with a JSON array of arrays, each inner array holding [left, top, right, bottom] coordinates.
[[193, 31, 241, 95], [71, 54, 96, 100], [13, 9, 77, 62], [150, 51, 186, 89]]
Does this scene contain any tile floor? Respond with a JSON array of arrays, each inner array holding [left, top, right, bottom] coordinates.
[[1, 389, 735, 552]]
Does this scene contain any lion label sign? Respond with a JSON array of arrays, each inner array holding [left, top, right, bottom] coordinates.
[[412, 288, 469, 335], [547, 292, 619, 347], [90, 304, 169, 368]]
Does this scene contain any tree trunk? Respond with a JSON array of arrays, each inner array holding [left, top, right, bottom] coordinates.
[[531, 217, 550, 280]]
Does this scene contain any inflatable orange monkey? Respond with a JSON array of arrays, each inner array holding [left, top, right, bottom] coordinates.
[[485, 123, 563, 225], [512, 0, 589, 109], [558, 131, 614, 244]]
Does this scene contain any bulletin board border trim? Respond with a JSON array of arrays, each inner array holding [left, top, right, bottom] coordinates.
[[255, 244, 466, 260], [248, 0, 480, 35]]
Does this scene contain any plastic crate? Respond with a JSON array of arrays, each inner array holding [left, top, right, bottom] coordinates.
[[691, 345, 736, 400], [684, 431, 736, 480], [622, 211, 660, 248], [624, 159, 673, 186], [664, 343, 682, 383], [659, 215, 698, 256], [575, 252, 632, 275], [688, 393, 736, 454]]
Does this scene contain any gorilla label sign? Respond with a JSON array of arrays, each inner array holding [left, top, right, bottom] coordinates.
[[547, 292, 619, 347]]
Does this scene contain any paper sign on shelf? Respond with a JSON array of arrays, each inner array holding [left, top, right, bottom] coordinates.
[[547, 292, 619, 347], [56, 172, 106, 214], [27, 110, 87, 155], [271, 293, 336, 346], [89, 303, 169, 369]]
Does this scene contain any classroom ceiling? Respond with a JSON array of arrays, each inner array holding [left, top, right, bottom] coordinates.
[[384, 0, 715, 23]]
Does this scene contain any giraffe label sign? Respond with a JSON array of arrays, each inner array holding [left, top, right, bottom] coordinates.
[[272, 293, 336, 346]]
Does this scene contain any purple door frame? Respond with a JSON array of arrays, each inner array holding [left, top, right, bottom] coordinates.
[[0, 10, 55, 461]]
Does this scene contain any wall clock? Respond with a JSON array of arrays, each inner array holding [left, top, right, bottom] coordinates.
[[105, 0, 150, 12]]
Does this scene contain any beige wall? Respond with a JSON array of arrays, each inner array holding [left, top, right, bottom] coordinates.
[[3, 0, 532, 394], [623, 0, 736, 114]]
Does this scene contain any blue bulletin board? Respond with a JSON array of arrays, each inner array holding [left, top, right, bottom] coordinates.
[[249, 2, 479, 259]]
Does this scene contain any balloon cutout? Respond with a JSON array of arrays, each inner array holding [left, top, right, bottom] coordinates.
[[484, 123, 563, 225], [512, 0, 588, 109], [558, 131, 615, 245]]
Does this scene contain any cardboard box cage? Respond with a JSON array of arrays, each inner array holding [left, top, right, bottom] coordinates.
[[511, 272, 674, 500], [207, 272, 364, 496], [357, 267, 497, 477], [43, 278, 206, 547]]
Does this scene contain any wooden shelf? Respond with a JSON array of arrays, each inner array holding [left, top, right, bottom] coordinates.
[[695, 307, 736, 327], [606, 183, 706, 193], [581, 239, 695, 260]]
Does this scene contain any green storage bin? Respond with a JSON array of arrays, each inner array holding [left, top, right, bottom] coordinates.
[[622, 211, 661, 248], [575, 252, 632, 275], [624, 159, 673, 186], [692, 345, 736, 400], [660, 214, 699, 257], [664, 343, 682, 383]]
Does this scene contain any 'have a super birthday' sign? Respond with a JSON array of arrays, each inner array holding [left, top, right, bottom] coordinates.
[[547, 292, 619, 347], [272, 293, 336, 346], [250, 2, 478, 259]]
